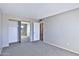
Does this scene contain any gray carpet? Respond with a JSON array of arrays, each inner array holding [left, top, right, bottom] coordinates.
[[1, 41, 79, 56]]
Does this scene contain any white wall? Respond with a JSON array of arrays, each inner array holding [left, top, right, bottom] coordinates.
[[30, 22, 34, 41], [8, 21, 18, 43], [2, 14, 9, 47], [44, 8, 79, 54], [27, 23, 30, 37], [0, 9, 8, 53], [0, 10, 2, 54], [33, 23, 40, 41]]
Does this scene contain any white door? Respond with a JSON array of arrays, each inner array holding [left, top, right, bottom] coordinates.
[[34, 23, 40, 41], [8, 21, 18, 43]]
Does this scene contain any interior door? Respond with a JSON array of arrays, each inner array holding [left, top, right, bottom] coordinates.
[[8, 21, 18, 43], [40, 22, 43, 41], [34, 23, 40, 41]]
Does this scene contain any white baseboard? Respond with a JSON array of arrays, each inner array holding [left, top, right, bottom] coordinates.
[[0, 44, 9, 55], [2, 44, 9, 48], [0, 48, 2, 55], [31, 40, 40, 43], [43, 41, 79, 55], [0, 50, 1, 55]]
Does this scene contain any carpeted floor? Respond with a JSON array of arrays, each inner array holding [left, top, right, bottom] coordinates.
[[1, 41, 79, 56]]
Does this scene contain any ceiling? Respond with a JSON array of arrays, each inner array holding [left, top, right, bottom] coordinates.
[[0, 3, 79, 20]]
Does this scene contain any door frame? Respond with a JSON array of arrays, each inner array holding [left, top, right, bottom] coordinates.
[[40, 19, 44, 41], [18, 21, 31, 43], [18, 21, 21, 43]]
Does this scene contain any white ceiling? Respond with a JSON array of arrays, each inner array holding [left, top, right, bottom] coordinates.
[[0, 3, 79, 20]]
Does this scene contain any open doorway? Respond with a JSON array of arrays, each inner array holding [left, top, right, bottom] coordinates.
[[21, 21, 30, 42], [40, 19, 44, 41], [40, 22, 43, 41], [8, 20, 31, 44]]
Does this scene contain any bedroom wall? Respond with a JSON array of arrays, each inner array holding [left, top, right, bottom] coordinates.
[[43, 8, 79, 54], [0, 9, 2, 54]]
